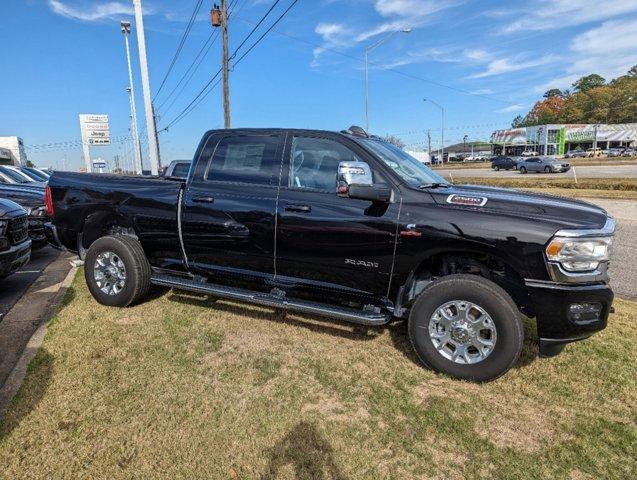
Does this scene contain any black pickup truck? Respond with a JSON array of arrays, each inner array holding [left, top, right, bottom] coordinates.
[[0, 198, 31, 279], [45, 127, 616, 381]]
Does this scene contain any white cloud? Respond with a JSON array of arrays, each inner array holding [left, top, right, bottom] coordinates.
[[495, 0, 637, 34], [496, 104, 525, 113], [471, 88, 494, 95], [537, 17, 637, 90], [468, 55, 558, 79], [48, 0, 133, 21]]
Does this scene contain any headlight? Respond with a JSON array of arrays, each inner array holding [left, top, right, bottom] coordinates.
[[546, 236, 613, 272], [25, 206, 47, 217], [0, 219, 6, 235]]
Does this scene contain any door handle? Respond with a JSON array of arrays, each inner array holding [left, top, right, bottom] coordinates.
[[192, 195, 215, 203], [285, 204, 311, 213]]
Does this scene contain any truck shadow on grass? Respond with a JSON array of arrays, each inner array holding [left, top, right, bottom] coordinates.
[[261, 420, 347, 480], [0, 349, 54, 440]]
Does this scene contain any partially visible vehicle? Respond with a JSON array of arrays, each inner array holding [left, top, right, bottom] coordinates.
[[491, 156, 518, 171], [621, 148, 636, 157], [0, 166, 46, 189], [0, 198, 31, 279], [520, 150, 538, 157], [163, 160, 192, 179], [564, 149, 585, 159], [0, 184, 49, 248], [21, 167, 50, 182], [586, 147, 603, 157], [518, 156, 570, 174]]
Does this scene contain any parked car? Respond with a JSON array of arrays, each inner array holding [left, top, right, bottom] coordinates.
[[621, 148, 636, 157], [564, 149, 585, 159], [20, 167, 50, 182], [0, 184, 49, 248], [0, 198, 31, 279], [490, 156, 518, 171], [46, 126, 616, 382], [520, 150, 538, 157], [586, 147, 603, 157], [0, 166, 46, 189], [518, 156, 570, 174], [163, 160, 192, 179]]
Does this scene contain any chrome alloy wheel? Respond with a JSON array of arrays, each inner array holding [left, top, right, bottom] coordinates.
[[93, 251, 127, 296], [428, 300, 497, 364]]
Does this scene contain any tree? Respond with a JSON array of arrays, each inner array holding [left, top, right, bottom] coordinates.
[[543, 88, 563, 98], [525, 96, 565, 125], [572, 74, 606, 93], [383, 135, 406, 149], [511, 115, 527, 128], [26, 160, 35, 167]]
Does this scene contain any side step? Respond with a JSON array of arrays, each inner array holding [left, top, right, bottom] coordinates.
[[151, 273, 390, 326]]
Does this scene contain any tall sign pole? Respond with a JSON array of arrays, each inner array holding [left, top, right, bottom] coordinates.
[[132, 0, 160, 175], [121, 20, 143, 174], [221, 0, 231, 128]]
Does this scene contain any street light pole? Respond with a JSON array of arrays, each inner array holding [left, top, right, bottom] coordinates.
[[132, 0, 160, 175], [424, 98, 445, 163], [121, 20, 143, 175], [364, 28, 411, 132]]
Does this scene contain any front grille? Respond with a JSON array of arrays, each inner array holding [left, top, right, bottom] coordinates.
[[8, 215, 29, 245]]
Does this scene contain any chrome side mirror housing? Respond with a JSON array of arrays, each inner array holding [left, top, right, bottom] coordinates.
[[337, 161, 373, 195]]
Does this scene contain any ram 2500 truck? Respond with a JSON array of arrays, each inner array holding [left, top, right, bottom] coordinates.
[[0, 198, 31, 279], [45, 127, 616, 381]]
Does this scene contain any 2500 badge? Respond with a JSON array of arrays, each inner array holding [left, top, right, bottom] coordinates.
[[345, 259, 379, 269]]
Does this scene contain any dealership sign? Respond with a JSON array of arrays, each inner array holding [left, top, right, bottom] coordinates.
[[79, 114, 111, 146]]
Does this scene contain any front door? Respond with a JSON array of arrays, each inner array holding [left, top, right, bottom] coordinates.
[[275, 134, 400, 301], [181, 132, 284, 284]]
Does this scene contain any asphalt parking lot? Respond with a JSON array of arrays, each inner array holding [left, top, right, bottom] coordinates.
[[0, 247, 61, 320], [437, 164, 637, 178]]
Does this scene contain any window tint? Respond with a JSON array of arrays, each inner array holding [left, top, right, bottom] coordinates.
[[205, 135, 280, 185], [172, 162, 191, 178], [289, 137, 361, 191]]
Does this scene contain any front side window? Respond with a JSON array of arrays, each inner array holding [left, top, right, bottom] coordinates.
[[289, 137, 361, 191], [205, 135, 280, 186], [357, 139, 447, 188]]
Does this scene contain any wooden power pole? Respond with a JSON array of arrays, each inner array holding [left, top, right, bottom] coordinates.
[[220, 0, 231, 128]]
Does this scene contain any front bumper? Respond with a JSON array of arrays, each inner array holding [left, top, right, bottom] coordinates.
[[28, 217, 47, 248], [44, 222, 66, 251], [0, 239, 32, 278], [525, 279, 613, 357]]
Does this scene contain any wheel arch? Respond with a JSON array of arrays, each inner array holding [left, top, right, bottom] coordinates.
[[79, 208, 138, 256]]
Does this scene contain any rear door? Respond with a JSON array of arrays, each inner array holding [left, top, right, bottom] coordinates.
[[181, 132, 284, 283], [275, 133, 400, 300]]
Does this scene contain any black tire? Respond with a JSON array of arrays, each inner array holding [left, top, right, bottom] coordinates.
[[84, 235, 151, 307], [519, 166, 527, 174], [408, 274, 523, 382], [494, 166, 500, 171], [544, 166, 551, 173]]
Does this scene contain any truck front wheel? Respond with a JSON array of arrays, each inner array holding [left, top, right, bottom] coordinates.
[[84, 235, 151, 307], [408, 274, 523, 382]]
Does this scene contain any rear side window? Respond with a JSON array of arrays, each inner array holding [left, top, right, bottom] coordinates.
[[205, 135, 280, 186]]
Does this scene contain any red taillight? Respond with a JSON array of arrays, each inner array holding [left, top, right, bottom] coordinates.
[[45, 185, 54, 217]]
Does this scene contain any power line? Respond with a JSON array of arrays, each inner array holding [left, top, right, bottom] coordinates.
[[153, 0, 205, 101], [159, 0, 299, 132]]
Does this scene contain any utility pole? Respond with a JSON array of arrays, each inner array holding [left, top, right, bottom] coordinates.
[[220, 0, 231, 128], [121, 20, 143, 175], [132, 0, 160, 175], [427, 129, 431, 157]]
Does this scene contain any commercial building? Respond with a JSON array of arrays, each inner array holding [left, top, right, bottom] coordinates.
[[490, 123, 637, 156], [0, 136, 27, 165]]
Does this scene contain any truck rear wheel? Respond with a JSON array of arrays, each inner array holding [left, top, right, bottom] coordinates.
[[84, 235, 151, 307], [408, 274, 523, 382]]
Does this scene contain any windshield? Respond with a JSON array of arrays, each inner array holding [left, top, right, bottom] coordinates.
[[24, 168, 48, 181], [358, 139, 448, 187], [0, 166, 31, 183]]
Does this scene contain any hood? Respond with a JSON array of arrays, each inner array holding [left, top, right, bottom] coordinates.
[[0, 184, 45, 207], [0, 198, 25, 217], [429, 184, 608, 230]]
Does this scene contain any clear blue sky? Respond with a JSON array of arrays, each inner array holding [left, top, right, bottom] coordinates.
[[1, 0, 636, 170]]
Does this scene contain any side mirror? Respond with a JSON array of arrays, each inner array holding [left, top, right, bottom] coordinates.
[[337, 161, 390, 203]]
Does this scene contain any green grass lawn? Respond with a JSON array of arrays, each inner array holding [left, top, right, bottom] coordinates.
[[1, 271, 635, 479]]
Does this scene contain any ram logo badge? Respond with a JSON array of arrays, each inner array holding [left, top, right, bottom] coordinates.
[[345, 259, 379, 268], [446, 194, 488, 207]]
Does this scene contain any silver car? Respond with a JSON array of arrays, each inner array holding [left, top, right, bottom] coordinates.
[[518, 156, 570, 174]]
